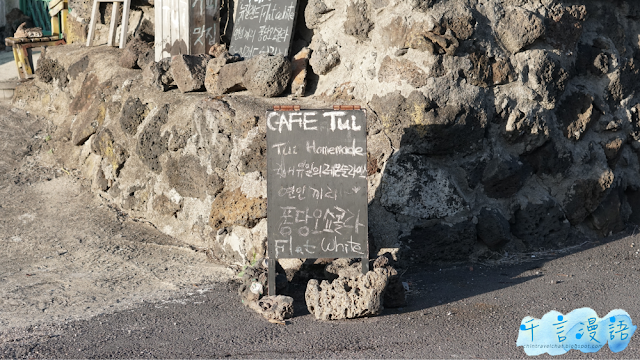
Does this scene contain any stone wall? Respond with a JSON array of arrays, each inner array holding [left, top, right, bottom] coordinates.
[[14, 0, 640, 267]]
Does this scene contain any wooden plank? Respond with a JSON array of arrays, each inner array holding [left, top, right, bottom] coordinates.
[[86, 0, 101, 46], [170, 0, 180, 55], [155, 0, 163, 61], [190, 0, 204, 55], [161, 0, 171, 59], [107, 0, 120, 46], [179, 0, 190, 54], [119, 0, 130, 48]]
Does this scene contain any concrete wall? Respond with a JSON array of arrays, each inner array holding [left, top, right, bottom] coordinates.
[[2, 0, 22, 28]]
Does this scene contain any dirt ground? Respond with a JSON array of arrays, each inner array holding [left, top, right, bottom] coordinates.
[[0, 101, 233, 333]]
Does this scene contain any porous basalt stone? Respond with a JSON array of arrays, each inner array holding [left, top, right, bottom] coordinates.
[[511, 199, 570, 249], [401, 220, 476, 262], [243, 54, 292, 97], [305, 267, 390, 320], [91, 128, 128, 176], [309, 37, 340, 75], [546, 5, 587, 51], [305, 0, 333, 29], [248, 296, 294, 321], [119, 97, 149, 136], [378, 56, 428, 88], [563, 171, 614, 225], [136, 104, 170, 173], [381, 153, 466, 219], [523, 141, 572, 176], [343, 0, 373, 41], [143, 58, 174, 92], [477, 208, 511, 248], [209, 188, 266, 229], [36, 58, 68, 88], [206, 61, 248, 95], [557, 92, 600, 141], [165, 155, 222, 199], [482, 157, 529, 199], [497, 8, 545, 53], [171, 54, 212, 93], [119, 37, 153, 69]]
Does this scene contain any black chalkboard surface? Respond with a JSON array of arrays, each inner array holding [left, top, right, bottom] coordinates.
[[266, 109, 368, 269], [229, 0, 298, 59]]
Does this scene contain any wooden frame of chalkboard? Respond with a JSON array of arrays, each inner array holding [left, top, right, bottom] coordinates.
[[228, 0, 299, 60], [266, 106, 369, 296]]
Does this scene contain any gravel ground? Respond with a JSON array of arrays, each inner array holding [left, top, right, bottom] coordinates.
[[0, 103, 232, 333]]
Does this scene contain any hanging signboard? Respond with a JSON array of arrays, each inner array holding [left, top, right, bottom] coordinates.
[[266, 106, 369, 294], [229, 0, 298, 59]]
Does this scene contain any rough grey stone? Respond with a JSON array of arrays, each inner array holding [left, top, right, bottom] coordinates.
[[503, 108, 549, 154], [563, 171, 614, 225], [370, 91, 486, 155], [165, 155, 221, 199], [523, 141, 572, 176], [531, 52, 568, 104], [557, 92, 600, 141], [238, 132, 266, 177], [36, 58, 68, 88], [410, 0, 437, 12], [152, 194, 182, 217], [546, 5, 587, 50], [373, 255, 405, 308], [476, 208, 511, 248], [606, 59, 640, 107], [137, 104, 169, 173], [248, 296, 294, 322], [171, 54, 211, 93], [305, 267, 390, 320], [119, 37, 153, 69], [590, 188, 625, 236], [309, 37, 340, 75], [344, 0, 373, 41], [482, 157, 529, 199], [206, 61, 247, 96], [511, 199, 570, 249], [378, 55, 428, 88], [119, 97, 149, 136], [143, 58, 173, 92], [68, 56, 89, 80], [305, 0, 333, 29], [497, 8, 545, 54], [381, 153, 466, 219], [243, 54, 292, 97], [324, 258, 363, 279], [70, 101, 107, 146], [91, 128, 128, 176], [401, 220, 477, 262], [576, 43, 610, 76]]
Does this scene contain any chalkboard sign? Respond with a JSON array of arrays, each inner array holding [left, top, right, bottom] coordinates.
[[229, 0, 298, 59], [266, 108, 368, 294]]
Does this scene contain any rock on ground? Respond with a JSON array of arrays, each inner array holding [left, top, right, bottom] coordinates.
[[247, 296, 294, 322], [305, 267, 390, 320]]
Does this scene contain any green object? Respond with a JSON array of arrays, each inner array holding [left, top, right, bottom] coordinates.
[[19, 0, 53, 36]]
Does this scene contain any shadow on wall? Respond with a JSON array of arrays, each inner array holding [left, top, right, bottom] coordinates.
[[366, 60, 640, 267]]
